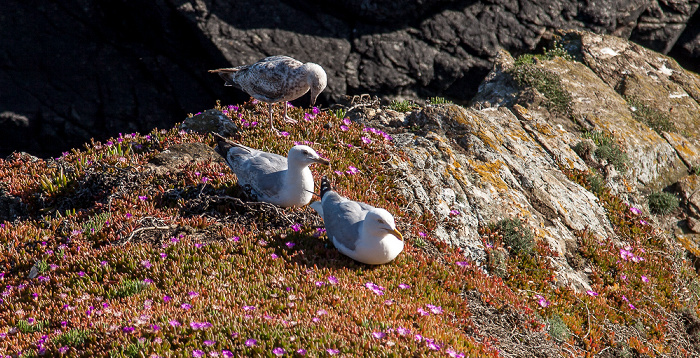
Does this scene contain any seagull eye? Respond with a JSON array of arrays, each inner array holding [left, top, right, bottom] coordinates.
[[377, 219, 384, 224], [302, 150, 309, 155]]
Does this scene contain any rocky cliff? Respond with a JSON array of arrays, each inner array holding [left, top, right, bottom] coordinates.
[[1, 0, 699, 158], [1, 29, 700, 356]]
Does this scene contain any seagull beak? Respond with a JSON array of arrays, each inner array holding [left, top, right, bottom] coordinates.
[[389, 228, 403, 241], [314, 157, 330, 166]]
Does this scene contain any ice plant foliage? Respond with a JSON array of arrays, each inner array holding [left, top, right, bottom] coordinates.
[[0, 101, 698, 357]]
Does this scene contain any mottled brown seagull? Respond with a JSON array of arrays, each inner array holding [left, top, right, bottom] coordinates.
[[209, 56, 327, 132]]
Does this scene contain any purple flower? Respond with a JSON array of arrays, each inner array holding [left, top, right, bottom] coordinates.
[[192, 349, 204, 357], [123, 326, 135, 333], [195, 243, 203, 248], [245, 339, 257, 347], [630, 207, 642, 215], [242, 305, 256, 311], [629, 303, 636, 309], [138, 195, 147, 201], [296, 348, 307, 355], [190, 321, 212, 330], [150, 324, 160, 331], [188, 291, 199, 298], [346, 166, 359, 175], [141, 260, 152, 269], [396, 327, 410, 336], [291, 223, 302, 232], [364, 282, 385, 295], [586, 290, 598, 297], [222, 350, 234, 358], [203, 340, 216, 346], [58, 347, 69, 354], [78, 271, 86, 277], [449, 209, 460, 216], [271, 253, 279, 259], [398, 283, 410, 289], [426, 340, 440, 351], [455, 261, 468, 267], [328, 276, 338, 285], [536, 295, 550, 308], [326, 348, 340, 355], [181, 303, 192, 310], [169, 320, 181, 327], [163, 295, 172, 302], [417, 307, 429, 316], [372, 331, 386, 339], [285, 242, 295, 249], [426, 304, 443, 314], [361, 137, 372, 144], [641, 275, 649, 283], [160, 253, 167, 259], [418, 232, 427, 237], [315, 281, 325, 287], [414, 334, 423, 342], [280, 131, 290, 137], [343, 118, 351, 125], [272, 347, 285, 356], [340, 125, 349, 131]]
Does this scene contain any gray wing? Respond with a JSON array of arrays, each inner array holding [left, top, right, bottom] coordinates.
[[239, 57, 303, 102], [322, 192, 369, 251], [226, 147, 288, 197]]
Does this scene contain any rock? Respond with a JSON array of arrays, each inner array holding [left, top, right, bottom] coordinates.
[[688, 216, 700, 233], [2, 0, 700, 158], [146, 143, 224, 175], [180, 110, 238, 137], [0, 186, 27, 222], [676, 174, 700, 217]]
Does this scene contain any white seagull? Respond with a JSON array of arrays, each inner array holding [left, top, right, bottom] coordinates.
[[213, 133, 329, 207], [209, 56, 327, 132], [310, 176, 404, 265]]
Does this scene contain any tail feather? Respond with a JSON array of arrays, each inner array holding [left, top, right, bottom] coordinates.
[[319, 176, 333, 199], [212, 133, 250, 159]]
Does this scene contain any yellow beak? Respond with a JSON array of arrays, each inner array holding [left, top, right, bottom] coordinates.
[[389, 228, 403, 241]]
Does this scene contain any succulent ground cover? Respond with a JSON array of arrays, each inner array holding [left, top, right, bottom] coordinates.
[[0, 100, 699, 357]]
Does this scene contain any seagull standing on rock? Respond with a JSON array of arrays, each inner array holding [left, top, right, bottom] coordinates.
[[310, 176, 404, 265], [209, 56, 327, 132], [213, 133, 329, 208]]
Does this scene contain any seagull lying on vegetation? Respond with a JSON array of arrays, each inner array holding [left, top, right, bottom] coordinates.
[[310, 176, 404, 265], [209, 56, 327, 132], [213, 133, 329, 207]]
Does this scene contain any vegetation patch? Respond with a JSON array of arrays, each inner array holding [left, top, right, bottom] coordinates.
[[625, 95, 676, 134], [648, 191, 679, 215], [389, 99, 420, 112], [581, 130, 629, 173], [490, 218, 535, 256]]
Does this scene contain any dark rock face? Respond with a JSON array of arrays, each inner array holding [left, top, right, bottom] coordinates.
[[0, 0, 698, 158]]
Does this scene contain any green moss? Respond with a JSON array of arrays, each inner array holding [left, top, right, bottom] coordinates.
[[548, 314, 571, 342], [428, 97, 452, 105], [625, 95, 677, 134], [648, 191, 679, 215], [389, 100, 419, 113], [107, 278, 150, 299], [509, 63, 573, 115], [582, 131, 629, 173], [17, 319, 48, 333], [491, 218, 535, 256]]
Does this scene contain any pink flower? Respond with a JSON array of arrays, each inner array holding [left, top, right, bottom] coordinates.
[[315, 281, 325, 287], [163, 295, 172, 302], [181, 303, 192, 310], [271, 253, 279, 259], [449, 209, 460, 216], [340, 125, 349, 131], [361, 136, 372, 144], [245, 339, 257, 347], [372, 331, 386, 339], [630, 207, 642, 215], [620, 248, 633, 261], [629, 303, 636, 309], [414, 334, 423, 342], [343, 118, 351, 125], [346, 166, 359, 175], [334, 170, 343, 176], [296, 349, 307, 355], [188, 291, 199, 298], [328, 276, 338, 285], [279, 131, 290, 137], [426, 304, 443, 314], [426, 340, 440, 350], [396, 327, 410, 336], [417, 307, 429, 316], [192, 349, 204, 358], [455, 261, 468, 267], [641, 275, 649, 283], [586, 290, 598, 297], [272, 347, 285, 356], [291, 223, 302, 232], [222, 350, 234, 357], [141, 260, 152, 269], [326, 348, 340, 355], [160, 253, 167, 259], [285, 242, 295, 249], [242, 305, 256, 311], [398, 283, 410, 289], [536, 295, 550, 308], [418, 232, 427, 237], [365, 282, 385, 295], [203, 340, 216, 346], [316, 309, 328, 316]]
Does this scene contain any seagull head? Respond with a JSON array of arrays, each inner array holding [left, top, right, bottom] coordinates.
[[287, 145, 330, 167], [364, 209, 403, 241], [304, 62, 327, 107]]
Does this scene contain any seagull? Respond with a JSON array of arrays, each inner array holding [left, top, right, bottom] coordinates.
[[213, 133, 329, 207], [310, 176, 404, 265], [209, 56, 327, 132]]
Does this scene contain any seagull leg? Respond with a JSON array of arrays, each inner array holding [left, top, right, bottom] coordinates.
[[283, 103, 297, 123], [268, 103, 279, 133]]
